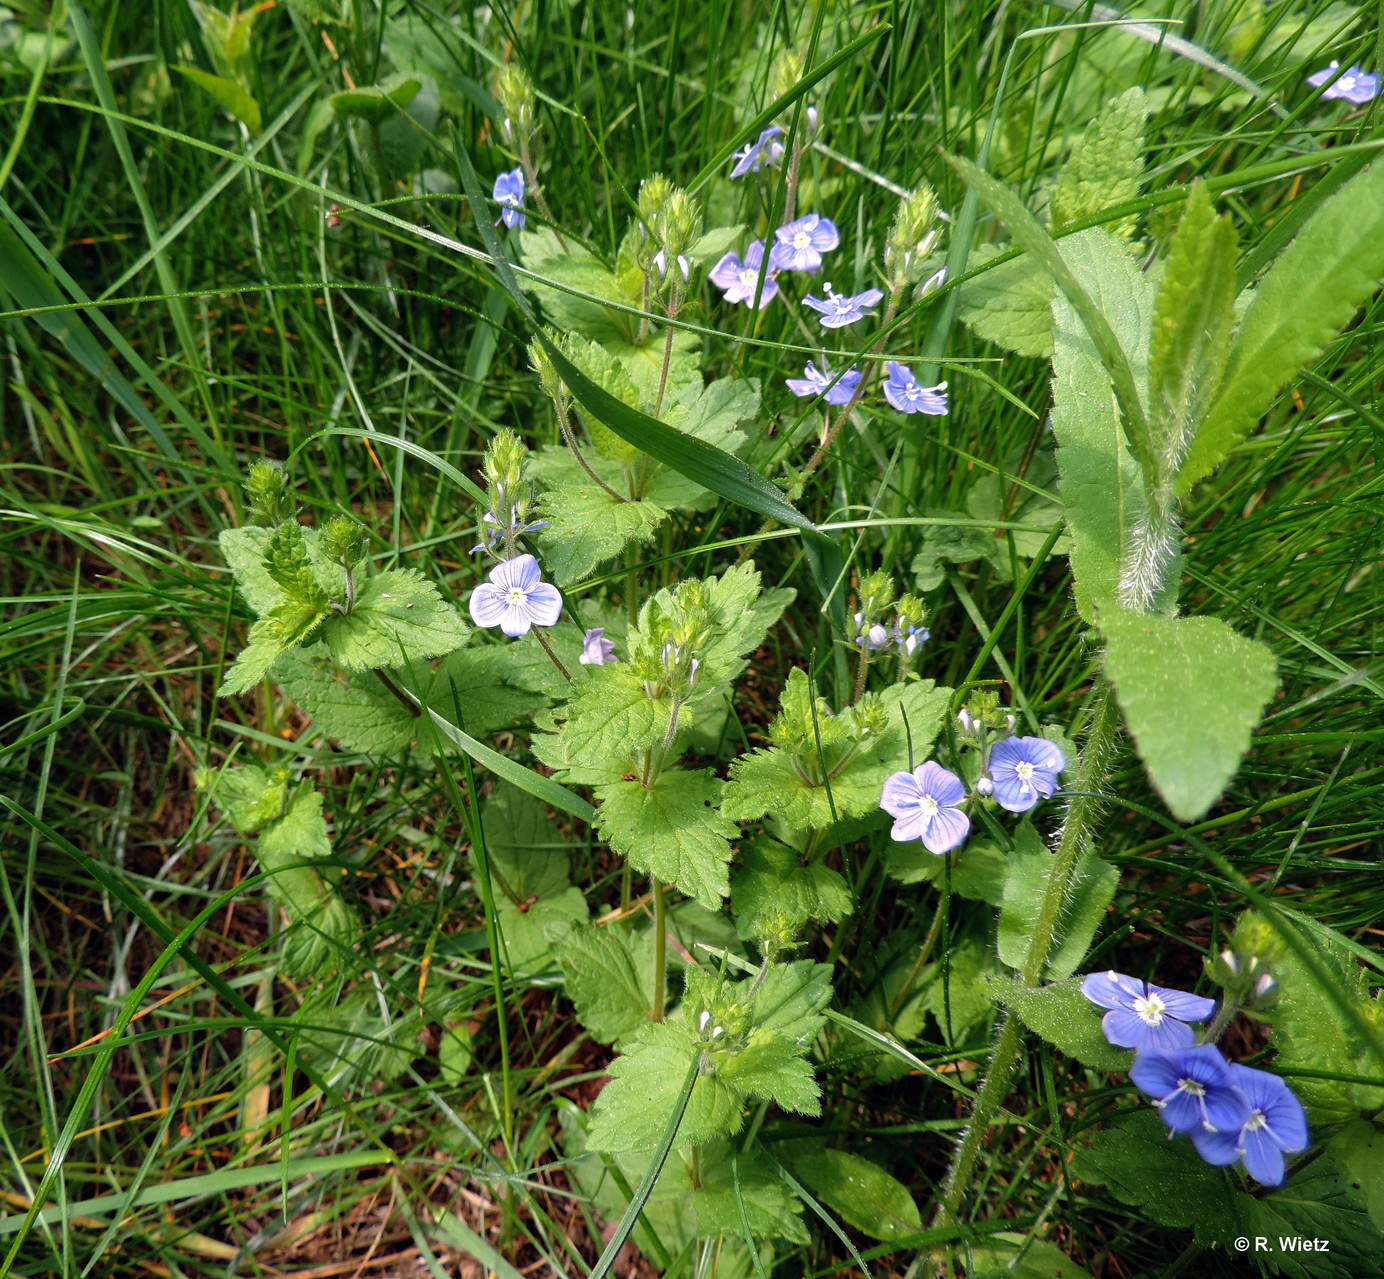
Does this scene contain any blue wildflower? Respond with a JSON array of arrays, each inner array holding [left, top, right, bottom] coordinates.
[[469, 554, 563, 637], [785, 360, 861, 406], [579, 627, 618, 666], [769, 213, 840, 273], [803, 283, 884, 329], [883, 362, 948, 416], [1189, 1065, 1309, 1187], [470, 507, 549, 554], [986, 735, 1065, 813], [1307, 62, 1381, 104], [493, 169, 526, 230], [893, 621, 930, 658], [708, 240, 778, 307], [729, 125, 785, 178], [880, 761, 970, 855], [1080, 971, 1217, 1052], [1129, 1044, 1252, 1137]]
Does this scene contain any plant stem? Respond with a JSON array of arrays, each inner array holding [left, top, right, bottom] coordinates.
[[374, 668, 422, 717], [557, 400, 626, 502], [653, 307, 677, 419], [652, 877, 667, 1022], [519, 137, 566, 249], [531, 626, 572, 681]]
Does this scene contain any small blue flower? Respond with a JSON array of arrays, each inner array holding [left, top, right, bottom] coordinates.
[[469, 507, 549, 554], [1189, 1065, 1309, 1186], [1080, 971, 1217, 1052], [493, 168, 526, 230], [785, 360, 861, 406], [769, 213, 840, 273], [1129, 1044, 1252, 1137], [883, 362, 948, 416], [708, 241, 778, 307], [729, 125, 785, 178], [893, 621, 930, 658], [1307, 62, 1381, 104], [579, 627, 618, 666], [986, 735, 1066, 813], [880, 761, 970, 855], [469, 554, 562, 637], [803, 283, 884, 329]]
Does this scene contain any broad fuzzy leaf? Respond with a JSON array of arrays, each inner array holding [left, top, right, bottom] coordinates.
[[219, 526, 281, 615], [958, 249, 1055, 357], [731, 838, 852, 940], [671, 1141, 809, 1244], [1329, 1122, 1384, 1234], [777, 1146, 921, 1243], [990, 975, 1132, 1073], [1049, 87, 1149, 241], [480, 782, 570, 903], [321, 569, 469, 669], [558, 924, 652, 1046], [329, 74, 421, 124], [265, 521, 328, 609], [536, 487, 666, 585], [496, 887, 588, 978], [1100, 608, 1277, 822], [217, 619, 290, 696]]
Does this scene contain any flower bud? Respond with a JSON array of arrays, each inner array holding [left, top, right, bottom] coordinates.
[[321, 513, 369, 569], [244, 459, 295, 526], [527, 337, 566, 406], [495, 65, 535, 144], [858, 569, 896, 619], [771, 49, 805, 105], [653, 188, 703, 265], [885, 183, 943, 292]]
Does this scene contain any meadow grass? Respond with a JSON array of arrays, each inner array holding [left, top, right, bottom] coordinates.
[[1, 0, 1381, 1275]]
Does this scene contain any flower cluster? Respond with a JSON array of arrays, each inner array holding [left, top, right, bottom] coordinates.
[[1081, 970, 1309, 1186], [1307, 61, 1381, 104]]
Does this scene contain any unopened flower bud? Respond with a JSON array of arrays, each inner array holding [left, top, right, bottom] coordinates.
[[495, 65, 535, 143], [322, 513, 369, 569], [771, 49, 805, 105], [886, 183, 943, 292], [244, 458, 295, 526], [976, 775, 994, 797]]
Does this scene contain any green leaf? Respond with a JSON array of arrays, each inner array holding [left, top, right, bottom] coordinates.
[[910, 509, 1009, 591], [990, 975, 1132, 1073], [532, 662, 672, 783], [1049, 87, 1149, 242], [1242, 1155, 1384, 1279], [257, 783, 332, 864], [957, 249, 1055, 357], [964, 1233, 1097, 1279], [730, 838, 852, 941], [1148, 182, 1238, 474], [496, 887, 589, 978], [437, 1022, 474, 1083], [480, 782, 570, 902], [558, 924, 652, 1046], [281, 890, 358, 976], [536, 486, 666, 585], [329, 74, 421, 125], [673, 1141, 809, 1244], [295, 991, 414, 1089], [174, 65, 262, 134], [1047, 229, 1153, 622], [219, 526, 279, 614], [1101, 608, 1277, 823], [997, 822, 1117, 981], [595, 770, 736, 910], [1329, 1121, 1384, 1234], [887, 834, 1008, 905], [776, 1147, 920, 1243], [1180, 160, 1384, 493], [216, 618, 290, 696], [266, 521, 329, 609], [321, 569, 469, 669]]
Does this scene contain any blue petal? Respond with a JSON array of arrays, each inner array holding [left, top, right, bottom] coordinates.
[[1240, 1129, 1288, 1185], [922, 805, 970, 854], [1189, 1125, 1241, 1167]]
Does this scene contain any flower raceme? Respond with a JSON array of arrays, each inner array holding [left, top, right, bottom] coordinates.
[[469, 554, 562, 637], [1080, 970, 1217, 1052], [708, 241, 778, 308], [880, 761, 970, 855], [493, 169, 526, 230]]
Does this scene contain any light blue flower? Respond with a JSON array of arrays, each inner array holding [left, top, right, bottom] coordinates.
[[986, 735, 1065, 813], [1129, 1044, 1251, 1136], [579, 627, 618, 666], [1080, 970, 1217, 1052], [729, 125, 785, 178], [893, 621, 930, 657], [880, 761, 970, 854], [470, 507, 550, 554], [802, 283, 884, 329], [769, 213, 840, 273], [493, 169, 526, 230], [708, 241, 778, 307], [1307, 62, 1381, 104], [785, 360, 861, 406], [469, 554, 562, 636], [883, 362, 948, 415], [1189, 1065, 1309, 1186]]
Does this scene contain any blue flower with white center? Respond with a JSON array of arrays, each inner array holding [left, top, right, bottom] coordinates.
[[1189, 1065, 1309, 1186], [803, 283, 884, 329], [986, 735, 1066, 813], [469, 507, 550, 554], [883, 362, 949, 416], [1129, 1044, 1251, 1136], [1307, 61, 1381, 104], [708, 241, 778, 307], [769, 213, 841, 273], [785, 360, 861, 406], [493, 169, 526, 230], [880, 761, 970, 855], [893, 621, 930, 658], [729, 125, 785, 178], [1080, 970, 1217, 1052], [579, 627, 617, 666], [469, 554, 562, 637]]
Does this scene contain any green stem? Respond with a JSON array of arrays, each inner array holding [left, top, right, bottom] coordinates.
[[519, 137, 566, 249], [652, 877, 667, 1022], [557, 400, 626, 503], [653, 305, 678, 419]]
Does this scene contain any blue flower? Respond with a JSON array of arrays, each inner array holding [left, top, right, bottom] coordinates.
[[1189, 1065, 1309, 1186], [470, 507, 549, 554], [493, 169, 526, 230], [986, 735, 1066, 813], [729, 125, 785, 178], [1080, 971, 1217, 1052], [579, 627, 618, 666], [880, 761, 970, 855], [893, 621, 930, 658], [883, 362, 948, 416], [708, 241, 778, 307], [803, 283, 884, 329], [469, 554, 562, 637], [1129, 1044, 1252, 1137], [769, 213, 840, 273], [1307, 62, 1381, 104], [785, 360, 861, 406]]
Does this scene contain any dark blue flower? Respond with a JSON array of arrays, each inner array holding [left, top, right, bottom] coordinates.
[[769, 213, 840, 272], [1129, 1045, 1251, 1137], [803, 284, 883, 329], [729, 125, 785, 178], [1080, 971, 1217, 1052], [493, 168, 526, 230], [785, 360, 861, 406], [986, 735, 1065, 813], [1189, 1065, 1309, 1186], [882, 362, 948, 415], [880, 762, 970, 855], [708, 241, 777, 307], [1307, 62, 1381, 104]]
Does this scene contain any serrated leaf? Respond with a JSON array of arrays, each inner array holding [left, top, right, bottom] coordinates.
[[595, 770, 736, 910], [777, 1146, 921, 1243], [480, 782, 570, 902], [675, 1141, 809, 1244], [910, 509, 1010, 590], [1180, 160, 1384, 493], [718, 1033, 821, 1114], [1242, 1155, 1384, 1278], [1049, 87, 1149, 241], [991, 975, 1133, 1073], [217, 619, 289, 696], [958, 249, 1055, 357], [174, 65, 262, 133], [886, 835, 1008, 905], [257, 784, 332, 864], [1101, 608, 1277, 822], [219, 526, 280, 614], [265, 521, 329, 611], [520, 227, 642, 348], [321, 569, 469, 669], [1328, 1121, 1384, 1234], [559, 924, 652, 1045], [998, 822, 1117, 980], [533, 662, 672, 782], [731, 838, 852, 940], [329, 74, 421, 124], [693, 561, 794, 690], [496, 887, 589, 978], [281, 890, 358, 976], [536, 487, 666, 585]]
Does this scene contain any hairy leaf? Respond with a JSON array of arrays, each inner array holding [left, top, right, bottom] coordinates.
[[991, 975, 1132, 1073], [1049, 87, 1149, 241], [778, 1146, 921, 1243], [321, 569, 469, 669], [958, 249, 1055, 357], [558, 924, 652, 1046], [536, 487, 666, 585], [174, 65, 262, 134], [480, 782, 571, 903], [731, 838, 853, 941]]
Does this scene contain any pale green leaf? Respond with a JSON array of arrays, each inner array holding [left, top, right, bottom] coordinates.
[[496, 887, 589, 978], [532, 662, 672, 783], [965, 1233, 1097, 1279], [730, 838, 853, 940], [958, 249, 1055, 357], [480, 782, 570, 903], [218, 526, 279, 614], [295, 991, 415, 1090], [718, 1033, 820, 1114], [558, 924, 651, 1046], [1101, 608, 1277, 822], [1328, 1121, 1384, 1234], [1049, 87, 1149, 241], [281, 890, 358, 976], [258, 784, 332, 864], [174, 65, 262, 134], [437, 1023, 474, 1083], [329, 74, 421, 124], [216, 620, 289, 697], [536, 487, 666, 585], [777, 1147, 921, 1243], [321, 569, 469, 669], [991, 975, 1132, 1073], [673, 1141, 808, 1244]]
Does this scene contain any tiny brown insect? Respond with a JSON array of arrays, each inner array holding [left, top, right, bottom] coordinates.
[[621, 773, 637, 781]]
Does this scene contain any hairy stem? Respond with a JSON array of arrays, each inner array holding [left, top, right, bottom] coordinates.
[[531, 626, 572, 682], [374, 668, 422, 717], [652, 877, 667, 1022], [557, 401, 626, 502], [653, 305, 678, 419], [519, 138, 566, 250]]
